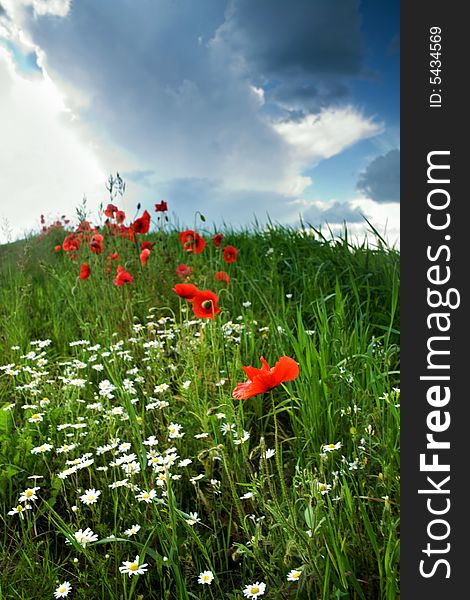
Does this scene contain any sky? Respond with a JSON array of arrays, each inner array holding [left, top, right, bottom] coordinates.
[[0, 0, 400, 246]]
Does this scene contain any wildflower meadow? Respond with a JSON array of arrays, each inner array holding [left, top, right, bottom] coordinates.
[[0, 179, 400, 599]]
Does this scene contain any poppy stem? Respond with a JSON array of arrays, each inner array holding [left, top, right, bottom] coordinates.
[[271, 392, 288, 505]]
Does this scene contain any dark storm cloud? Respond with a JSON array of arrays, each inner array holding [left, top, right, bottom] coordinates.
[[220, 0, 363, 77], [216, 0, 364, 110], [25, 0, 293, 188], [268, 80, 350, 114], [301, 201, 365, 227], [12, 0, 380, 229], [357, 149, 400, 203]]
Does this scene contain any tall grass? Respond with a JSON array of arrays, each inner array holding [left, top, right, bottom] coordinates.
[[0, 217, 399, 599]]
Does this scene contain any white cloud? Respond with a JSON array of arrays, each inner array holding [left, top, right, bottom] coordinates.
[[18, 0, 71, 18], [274, 107, 383, 165], [0, 48, 107, 243], [350, 197, 400, 247]]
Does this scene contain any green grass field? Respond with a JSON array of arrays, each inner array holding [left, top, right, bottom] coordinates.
[[0, 202, 400, 599]]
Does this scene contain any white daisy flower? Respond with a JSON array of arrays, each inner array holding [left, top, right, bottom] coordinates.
[[124, 524, 141, 536], [136, 489, 157, 503], [54, 581, 72, 598], [185, 512, 201, 526], [287, 569, 302, 581], [119, 555, 148, 577], [322, 442, 342, 453], [31, 443, 53, 454], [8, 504, 32, 518], [198, 570, 214, 585], [143, 435, 159, 446], [168, 422, 184, 439], [243, 581, 266, 598], [18, 487, 40, 503], [28, 413, 44, 423], [79, 488, 101, 505], [316, 482, 332, 495], [73, 527, 98, 547]]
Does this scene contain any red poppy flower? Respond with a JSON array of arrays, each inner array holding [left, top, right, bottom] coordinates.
[[62, 233, 80, 252], [140, 248, 151, 267], [132, 210, 151, 234], [192, 290, 221, 319], [212, 233, 224, 248], [79, 263, 90, 280], [141, 241, 153, 251], [54, 245, 62, 252], [104, 203, 118, 218], [90, 233, 104, 254], [215, 271, 230, 284], [173, 283, 199, 301], [155, 200, 168, 212], [175, 263, 192, 278], [115, 210, 126, 225], [179, 230, 206, 254], [107, 252, 119, 261], [232, 356, 299, 400], [223, 245, 238, 264], [113, 265, 134, 286]]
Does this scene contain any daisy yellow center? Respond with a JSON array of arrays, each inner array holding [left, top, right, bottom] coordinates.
[[318, 484, 326, 491], [292, 572, 300, 579], [203, 575, 210, 581], [87, 495, 95, 501], [327, 444, 335, 449], [251, 587, 259, 593], [32, 414, 40, 420], [25, 490, 34, 497], [16, 505, 23, 511], [129, 562, 139, 571], [59, 587, 67, 593]]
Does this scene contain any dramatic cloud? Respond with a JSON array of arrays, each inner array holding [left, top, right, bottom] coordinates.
[[357, 149, 400, 203], [0, 0, 396, 242], [218, 0, 363, 76], [215, 0, 364, 114]]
